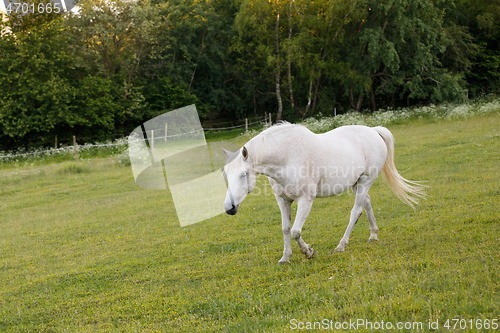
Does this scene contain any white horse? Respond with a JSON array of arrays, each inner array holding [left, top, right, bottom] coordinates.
[[222, 123, 425, 264]]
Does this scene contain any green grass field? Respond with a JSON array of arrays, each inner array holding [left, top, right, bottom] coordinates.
[[0, 114, 499, 332]]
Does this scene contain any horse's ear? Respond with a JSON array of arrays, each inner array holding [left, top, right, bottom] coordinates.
[[242, 146, 248, 160], [222, 147, 233, 159]]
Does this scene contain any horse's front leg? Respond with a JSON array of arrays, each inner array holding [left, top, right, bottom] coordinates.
[[275, 195, 293, 264], [291, 197, 315, 259]]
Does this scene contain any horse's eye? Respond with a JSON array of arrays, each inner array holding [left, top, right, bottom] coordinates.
[[241, 172, 247, 178]]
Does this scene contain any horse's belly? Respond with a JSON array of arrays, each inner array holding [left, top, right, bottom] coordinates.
[[316, 179, 351, 197]]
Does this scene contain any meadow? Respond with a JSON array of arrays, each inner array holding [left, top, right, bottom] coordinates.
[[0, 105, 499, 332]]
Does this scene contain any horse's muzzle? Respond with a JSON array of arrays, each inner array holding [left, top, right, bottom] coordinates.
[[226, 205, 238, 215]]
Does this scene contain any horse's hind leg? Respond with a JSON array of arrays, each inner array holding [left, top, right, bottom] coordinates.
[[364, 194, 379, 242], [275, 195, 293, 264], [291, 197, 315, 259], [335, 175, 375, 253]]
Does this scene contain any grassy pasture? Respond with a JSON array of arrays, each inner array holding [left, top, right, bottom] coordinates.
[[0, 114, 499, 332]]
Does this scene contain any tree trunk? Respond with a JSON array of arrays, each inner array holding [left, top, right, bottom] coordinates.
[[188, 33, 206, 91], [369, 70, 377, 111], [253, 92, 257, 118], [287, 0, 294, 111], [311, 78, 321, 116], [311, 71, 321, 116], [370, 86, 377, 111], [355, 93, 363, 112], [349, 85, 355, 109], [275, 0, 283, 121], [304, 80, 313, 117], [349, 85, 364, 112]]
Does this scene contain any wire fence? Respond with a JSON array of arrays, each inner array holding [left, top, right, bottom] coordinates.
[[0, 117, 269, 162], [202, 119, 264, 131]]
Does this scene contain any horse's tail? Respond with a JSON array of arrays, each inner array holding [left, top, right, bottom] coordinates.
[[374, 126, 426, 209]]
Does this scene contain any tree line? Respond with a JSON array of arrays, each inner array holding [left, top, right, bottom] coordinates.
[[0, 0, 499, 149]]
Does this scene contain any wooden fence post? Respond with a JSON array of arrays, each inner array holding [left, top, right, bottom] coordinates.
[[245, 118, 248, 137], [55, 135, 57, 149], [269, 113, 272, 125], [73, 136, 78, 162]]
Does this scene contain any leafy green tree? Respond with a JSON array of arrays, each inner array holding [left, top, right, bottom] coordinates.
[[146, 0, 243, 119], [142, 77, 198, 118], [0, 18, 75, 147], [284, 0, 356, 116], [67, 0, 159, 83], [231, 0, 278, 117], [65, 0, 161, 133], [232, 0, 357, 118], [343, 0, 470, 111], [69, 77, 119, 135], [450, 0, 500, 96]]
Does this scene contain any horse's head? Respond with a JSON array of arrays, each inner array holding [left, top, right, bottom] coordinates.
[[222, 146, 256, 215]]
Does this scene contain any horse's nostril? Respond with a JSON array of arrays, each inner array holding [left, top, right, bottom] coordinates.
[[226, 205, 238, 215]]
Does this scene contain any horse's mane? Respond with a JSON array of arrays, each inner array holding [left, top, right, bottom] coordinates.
[[246, 121, 302, 165]]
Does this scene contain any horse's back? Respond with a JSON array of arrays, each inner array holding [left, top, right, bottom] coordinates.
[[300, 125, 387, 173], [323, 125, 383, 142], [319, 125, 386, 156], [271, 124, 387, 169]]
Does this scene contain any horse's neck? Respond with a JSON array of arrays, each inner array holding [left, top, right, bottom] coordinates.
[[248, 139, 282, 178], [253, 162, 278, 177]]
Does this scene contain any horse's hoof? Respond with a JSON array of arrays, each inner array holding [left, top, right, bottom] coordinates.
[[305, 247, 315, 259], [278, 259, 290, 265], [368, 235, 379, 242], [334, 246, 345, 253]]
